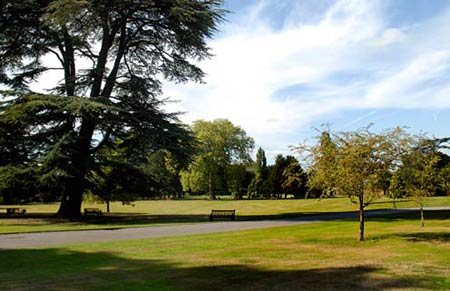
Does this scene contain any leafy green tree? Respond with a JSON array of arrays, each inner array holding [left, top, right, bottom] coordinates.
[[266, 154, 300, 199], [87, 143, 186, 212], [399, 138, 443, 227], [305, 131, 338, 198], [387, 170, 406, 208], [0, 0, 224, 217], [225, 163, 248, 199], [180, 119, 254, 199], [146, 150, 185, 199], [296, 126, 409, 241], [0, 167, 39, 203], [439, 163, 450, 196], [281, 159, 308, 199]]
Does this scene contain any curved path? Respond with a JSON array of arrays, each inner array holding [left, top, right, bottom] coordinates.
[[0, 207, 448, 249]]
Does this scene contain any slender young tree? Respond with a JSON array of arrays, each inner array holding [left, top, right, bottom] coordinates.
[[0, 0, 225, 217], [295, 126, 409, 241], [399, 138, 443, 227]]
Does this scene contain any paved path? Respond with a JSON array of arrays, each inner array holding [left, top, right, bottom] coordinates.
[[0, 207, 448, 249]]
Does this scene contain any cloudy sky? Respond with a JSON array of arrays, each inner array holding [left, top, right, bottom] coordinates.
[[163, 0, 450, 161]]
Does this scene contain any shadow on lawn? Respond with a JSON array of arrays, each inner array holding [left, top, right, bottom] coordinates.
[[368, 209, 450, 222], [400, 232, 450, 243], [0, 248, 431, 291], [372, 231, 450, 244]]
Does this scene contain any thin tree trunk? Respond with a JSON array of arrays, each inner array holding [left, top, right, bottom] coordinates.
[[107, 197, 110, 213], [208, 173, 215, 200], [358, 194, 365, 241], [420, 202, 424, 228]]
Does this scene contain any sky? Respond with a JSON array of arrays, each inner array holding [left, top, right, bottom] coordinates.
[[162, 0, 450, 162]]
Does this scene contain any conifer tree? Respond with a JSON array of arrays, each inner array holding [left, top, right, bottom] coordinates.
[[0, 0, 224, 217]]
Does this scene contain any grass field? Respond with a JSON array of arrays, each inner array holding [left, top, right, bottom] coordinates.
[[1, 210, 449, 290], [1, 197, 449, 234]]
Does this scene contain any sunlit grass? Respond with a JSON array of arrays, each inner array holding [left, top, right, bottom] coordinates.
[[1, 210, 449, 290]]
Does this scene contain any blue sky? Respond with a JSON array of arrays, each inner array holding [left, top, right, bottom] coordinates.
[[163, 0, 450, 162]]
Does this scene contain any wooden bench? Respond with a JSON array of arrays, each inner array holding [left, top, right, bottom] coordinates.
[[84, 208, 102, 216], [5, 207, 26, 216], [209, 209, 235, 221]]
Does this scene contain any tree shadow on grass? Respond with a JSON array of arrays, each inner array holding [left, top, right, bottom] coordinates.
[[373, 231, 450, 244], [0, 248, 433, 291], [368, 209, 450, 222]]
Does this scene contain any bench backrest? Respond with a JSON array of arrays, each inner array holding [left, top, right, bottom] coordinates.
[[211, 209, 235, 215]]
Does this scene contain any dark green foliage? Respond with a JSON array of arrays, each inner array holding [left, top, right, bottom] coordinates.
[[281, 159, 308, 199], [145, 150, 185, 199], [265, 154, 302, 198], [225, 163, 248, 199], [0, 166, 38, 203], [248, 147, 268, 198], [0, 0, 225, 217]]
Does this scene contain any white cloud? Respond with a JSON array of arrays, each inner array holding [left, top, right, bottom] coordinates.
[[373, 28, 405, 47], [163, 0, 384, 153], [164, 0, 450, 160], [363, 50, 450, 108]]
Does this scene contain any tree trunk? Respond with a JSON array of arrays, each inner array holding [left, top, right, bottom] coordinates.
[[208, 173, 215, 200], [420, 202, 425, 228], [57, 178, 84, 219], [57, 117, 95, 218], [107, 197, 110, 213], [358, 194, 365, 241]]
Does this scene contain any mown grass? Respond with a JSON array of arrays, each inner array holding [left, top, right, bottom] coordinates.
[[1, 197, 449, 234], [1, 210, 449, 290]]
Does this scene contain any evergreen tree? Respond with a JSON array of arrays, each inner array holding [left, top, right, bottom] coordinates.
[[248, 147, 268, 198], [0, 0, 224, 217]]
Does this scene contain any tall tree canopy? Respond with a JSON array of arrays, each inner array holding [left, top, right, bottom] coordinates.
[[0, 0, 225, 217], [180, 119, 254, 199]]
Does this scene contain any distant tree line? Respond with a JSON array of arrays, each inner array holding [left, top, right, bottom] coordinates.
[[246, 149, 308, 200], [179, 119, 309, 200]]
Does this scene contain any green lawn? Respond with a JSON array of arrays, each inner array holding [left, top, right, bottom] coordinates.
[[1, 197, 449, 234], [1, 210, 449, 290]]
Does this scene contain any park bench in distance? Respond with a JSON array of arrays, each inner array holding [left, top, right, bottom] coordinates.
[[3, 207, 27, 216], [210, 209, 235, 221], [84, 208, 102, 216]]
